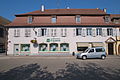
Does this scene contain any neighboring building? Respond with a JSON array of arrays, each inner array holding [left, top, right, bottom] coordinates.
[[0, 16, 11, 55], [6, 6, 120, 56], [110, 14, 120, 55]]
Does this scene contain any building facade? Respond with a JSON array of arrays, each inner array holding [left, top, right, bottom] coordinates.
[[0, 16, 11, 55], [6, 7, 120, 56]]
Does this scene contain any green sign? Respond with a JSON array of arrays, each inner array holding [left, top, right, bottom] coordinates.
[[46, 38, 60, 42]]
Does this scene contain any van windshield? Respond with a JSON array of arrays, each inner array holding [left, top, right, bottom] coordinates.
[[84, 48, 90, 53]]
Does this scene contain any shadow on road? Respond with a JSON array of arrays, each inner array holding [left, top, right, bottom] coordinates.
[[0, 63, 120, 80]]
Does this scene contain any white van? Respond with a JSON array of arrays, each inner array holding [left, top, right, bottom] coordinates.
[[76, 47, 106, 60]]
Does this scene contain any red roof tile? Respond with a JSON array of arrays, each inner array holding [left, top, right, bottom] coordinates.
[[16, 9, 106, 16]]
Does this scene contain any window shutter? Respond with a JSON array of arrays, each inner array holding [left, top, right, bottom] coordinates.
[[113, 28, 117, 36], [73, 29, 76, 37], [17, 29, 20, 37], [46, 29, 49, 37], [38, 29, 41, 37], [82, 28, 86, 37], [92, 28, 96, 37], [14, 29, 17, 36], [102, 28, 107, 37]]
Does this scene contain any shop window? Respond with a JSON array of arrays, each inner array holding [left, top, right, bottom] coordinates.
[[39, 44, 47, 51], [77, 47, 88, 52], [0, 44, 5, 53], [60, 43, 69, 51], [21, 44, 30, 52], [50, 43, 58, 51]]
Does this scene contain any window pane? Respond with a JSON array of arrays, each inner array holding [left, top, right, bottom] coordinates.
[[96, 48, 105, 52], [39, 44, 47, 51], [52, 16, 56, 23], [21, 44, 30, 52], [60, 43, 69, 51], [50, 43, 58, 51]]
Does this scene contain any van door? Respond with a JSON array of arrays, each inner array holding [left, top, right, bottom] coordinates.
[[87, 49, 95, 58]]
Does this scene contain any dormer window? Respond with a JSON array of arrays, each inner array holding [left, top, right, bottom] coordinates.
[[51, 16, 57, 23], [104, 16, 110, 23], [76, 15, 80, 23], [28, 16, 33, 24]]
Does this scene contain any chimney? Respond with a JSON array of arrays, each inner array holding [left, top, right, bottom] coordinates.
[[103, 8, 107, 13], [41, 5, 45, 12]]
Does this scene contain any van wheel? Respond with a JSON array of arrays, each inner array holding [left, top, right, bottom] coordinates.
[[82, 56, 87, 60], [101, 55, 106, 60]]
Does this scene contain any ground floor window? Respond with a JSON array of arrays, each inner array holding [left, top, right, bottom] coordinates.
[[50, 43, 58, 51], [77, 47, 88, 52], [21, 44, 30, 52], [60, 43, 69, 51], [39, 44, 47, 51], [0, 44, 5, 53]]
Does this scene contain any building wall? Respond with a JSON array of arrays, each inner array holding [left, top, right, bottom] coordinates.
[[7, 27, 120, 56]]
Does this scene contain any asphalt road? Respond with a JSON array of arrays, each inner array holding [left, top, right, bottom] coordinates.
[[0, 55, 120, 80]]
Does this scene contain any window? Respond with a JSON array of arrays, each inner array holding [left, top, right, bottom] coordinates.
[[77, 47, 88, 52], [76, 28, 82, 36], [96, 28, 102, 36], [50, 43, 58, 51], [21, 44, 30, 52], [60, 43, 69, 51], [96, 48, 105, 52], [104, 16, 110, 23], [0, 44, 5, 53], [61, 28, 67, 37], [107, 28, 113, 36], [39, 44, 47, 51], [25, 29, 31, 37], [27, 16, 33, 23], [76, 15, 80, 23], [51, 16, 56, 23], [14, 29, 20, 37], [0, 28, 4, 37], [88, 49, 94, 53], [51, 29, 57, 37], [86, 28, 92, 36], [14, 44, 19, 53], [41, 28, 47, 36]]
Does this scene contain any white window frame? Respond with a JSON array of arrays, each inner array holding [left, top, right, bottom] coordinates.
[[76, 28, 82, 36], [27, 16, 33, 24], [61, 28, 67, 37], [14, 29, 20, 37], [86, 28, 92, 36], [76, 15, 80, 23], [107, 28, 113, 36], [96, 28, 102, 36], [51, 16, 56, 23], [25, 28, 31, 37]]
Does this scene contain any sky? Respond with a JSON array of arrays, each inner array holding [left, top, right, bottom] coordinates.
[[0, 0, 120, 21]]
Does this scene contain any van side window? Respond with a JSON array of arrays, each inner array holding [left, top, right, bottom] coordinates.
[[89, 49, 94, 53], [96, 48, 105, 52]]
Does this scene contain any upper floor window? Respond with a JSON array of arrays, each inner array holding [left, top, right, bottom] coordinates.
[[51, 29, 57, 37], [96, 28, 102, 36], [76, 15, 80, 23], [14, 29, 20, 37], [25, 29, 31, 37], [0, 28, 4, 37], [76, 28, 82, 36], [104, 16, 110, 23], [107, 28, 113, 36], [41, 28, 47, 36], [61, 28, 67, 37], [27, 16, 33, 24], [51, 16, 56, 23], [86, 28, 92, 36]]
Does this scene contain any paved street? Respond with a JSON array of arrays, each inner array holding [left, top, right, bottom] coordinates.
[[0, 56, 120, 80]]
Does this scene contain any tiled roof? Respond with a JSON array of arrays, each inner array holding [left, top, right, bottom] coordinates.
[[6, 23, 120, 27], [110, 14, 120, 18], [0, 16, 11, 26], [16, 9, 106, 16]]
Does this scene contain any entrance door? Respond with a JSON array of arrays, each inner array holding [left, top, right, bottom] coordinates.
[[108, 43, 114, 55], [14, 44, 19, 54]]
